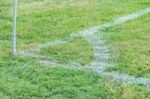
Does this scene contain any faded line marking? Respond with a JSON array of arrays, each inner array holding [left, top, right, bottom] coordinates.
[[37, 7, 150, 49], [18, 8, 150, 86]]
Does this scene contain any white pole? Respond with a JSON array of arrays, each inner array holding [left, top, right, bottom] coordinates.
[[12, 0, 17, 55]]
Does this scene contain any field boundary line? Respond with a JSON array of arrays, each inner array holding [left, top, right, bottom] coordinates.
[[18, 7, 150, 86]]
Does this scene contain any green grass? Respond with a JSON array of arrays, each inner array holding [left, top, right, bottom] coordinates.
[[0, 0, 150, 98], [100, 14, 150, 78], [0, 57, 150, 99], [39, 37, 93, 65], [17, 0, 149, 45]]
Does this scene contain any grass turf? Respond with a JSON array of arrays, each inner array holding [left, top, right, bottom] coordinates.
[[39, 37, 93, 65], [100, 14, 150, 78], [0, 57, 150, 99], [0, 0, 150, 98]]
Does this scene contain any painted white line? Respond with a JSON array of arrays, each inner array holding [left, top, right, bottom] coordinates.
[[35, 8, 150, 49], [102, 72, 150, 85], [22, 8, 150, 51], [17, 51, 83, 68], [18, 7, 150, 86]]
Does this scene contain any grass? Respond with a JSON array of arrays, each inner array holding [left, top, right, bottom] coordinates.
[[39, 37, 93, 65], [0, 57, 150, 99], [0, 0, 150, 98], [100, 14, 150, 78]]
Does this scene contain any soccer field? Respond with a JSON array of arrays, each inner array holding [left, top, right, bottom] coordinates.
[[0, 0, 150, 98]]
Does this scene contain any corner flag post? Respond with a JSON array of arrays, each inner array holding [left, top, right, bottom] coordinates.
[[12, 0, 17, 55]]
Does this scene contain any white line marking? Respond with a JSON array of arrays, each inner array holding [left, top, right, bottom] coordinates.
[[37, 7, 150, 49], [18, 8, 150, 86]]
